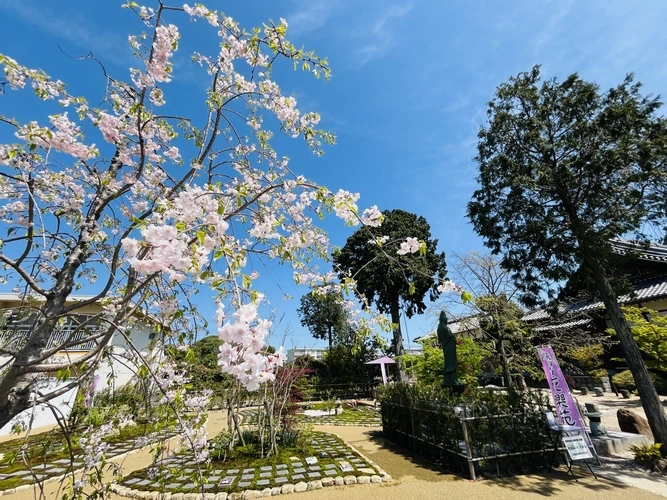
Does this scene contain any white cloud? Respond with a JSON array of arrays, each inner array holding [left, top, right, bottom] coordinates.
[[353, 3, 413, 66], [286, 0, 340, 35]]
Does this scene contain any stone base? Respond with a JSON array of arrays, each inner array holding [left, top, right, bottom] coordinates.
[[591, 431, 650, 455], [442, 384, 465, 394]]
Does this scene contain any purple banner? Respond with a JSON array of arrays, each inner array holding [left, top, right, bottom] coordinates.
[[537, 346, 593, 448]]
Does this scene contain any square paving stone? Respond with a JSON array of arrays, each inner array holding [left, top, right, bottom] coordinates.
[[203, 484, 214, 490], [125, 478, 142, 485], [308, 472, 321, 478], [324, 470, 337, 476], [165, 483, 182, 490], [309, 466, 321, 471], [293, 468, 306, 474], [276, 464, 288, 470], [276, 470, 289, 476], [54, 459, 71, 465], [208, 476, 220, 482], [137, 480, 152, 486], [324, 464, 336, 470], [291, 462, 303, 468], [274, 477, 288, 484], [260, 472, 272, 478], [238, 482, 251, 488], [257, 480, 270, 486], [47, 467, 67, 475], [182, 483, 197, 490], [241, 474, 254, 481], [291, 474, 305, 481], [226, 469, 240, 474], [260, 466, 273, 472], [358, 468, 375, 474], [242, 468, 255, 473]]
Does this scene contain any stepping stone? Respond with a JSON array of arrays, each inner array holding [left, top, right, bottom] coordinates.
[[137, 480, 152, 486], [125, 478, 142, 485], [324, 470, 337, 476], [324, 465, 336, 470], [358, 468, 375, 474], [309, 466, 321, 471], [184, 469, 195, 473], [260, 466, 273, 472], [276, 470, 289, 476], [259, 472, 272, 478], [208, 476, 220, 482], [308, 472, 321, 478], [350, 459, 362, 463], [54, 459, 71, 465], [212, 470, 224, 474], [242, 468, 255, 473], [291, 474, 305, 481], [257, 479, 270, 486], [165, 483, 182, 490], [274, 477, 288, 484], [203, 484, 214, 490], [183, 483, 197, 490], [238, 482, 251, 488], [293, 468, 306, 474], [276, 465, 288, 470], [241, 474, 254, 480], [226, 469, 240, 474], [291, 462, 303, 468]]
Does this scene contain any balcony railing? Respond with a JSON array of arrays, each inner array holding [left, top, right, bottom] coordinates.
[[0, 323, 101, 352]]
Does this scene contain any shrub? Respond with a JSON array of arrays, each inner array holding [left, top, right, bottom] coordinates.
[[630, 443, 663, 469], [612, 370, 667, 394], [612, 370, 636, 390]]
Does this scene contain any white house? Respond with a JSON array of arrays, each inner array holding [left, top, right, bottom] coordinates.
[[0, 293, 162, 435]]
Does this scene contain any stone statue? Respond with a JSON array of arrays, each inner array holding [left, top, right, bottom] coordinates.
[[437, 311, 464, 388]]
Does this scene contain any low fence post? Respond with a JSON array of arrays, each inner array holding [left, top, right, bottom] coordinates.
[[460, 418, 476, 481]]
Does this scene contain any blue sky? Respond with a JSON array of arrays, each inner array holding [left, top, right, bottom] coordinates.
[[3, 0, 667, 350]]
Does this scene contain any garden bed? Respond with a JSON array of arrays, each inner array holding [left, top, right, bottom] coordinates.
[[0, 421, 177, 492], [114, 431, 389, 496]]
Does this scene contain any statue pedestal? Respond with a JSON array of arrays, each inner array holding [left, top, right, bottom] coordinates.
[[443, 384, 465, 395]]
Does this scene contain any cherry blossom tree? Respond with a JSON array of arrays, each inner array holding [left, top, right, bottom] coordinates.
[[0, 3, 468, 492]]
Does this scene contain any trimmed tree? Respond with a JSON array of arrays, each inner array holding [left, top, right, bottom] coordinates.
[[333, 209, 447, 379], [467, 66, 667, 444]]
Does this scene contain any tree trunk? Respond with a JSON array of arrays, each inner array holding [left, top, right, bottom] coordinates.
[[498, 340, 513, 388], [389, 299, 405, 381], [0, 298, 66, 429], [588, 257, 667, 444], [327, 324, 333, 354]]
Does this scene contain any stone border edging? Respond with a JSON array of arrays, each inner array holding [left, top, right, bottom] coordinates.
[[110, 431, 392, 500]]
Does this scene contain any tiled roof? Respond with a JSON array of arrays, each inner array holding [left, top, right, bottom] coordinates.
[[523, 271, 667, 322], [611, 239, 667, 263], [535, 318, 592, 332]]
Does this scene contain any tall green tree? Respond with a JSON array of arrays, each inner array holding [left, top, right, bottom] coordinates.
[[297, 287, 349, 353], [467, 66, 667, 444], [333, 209, 447, 378]]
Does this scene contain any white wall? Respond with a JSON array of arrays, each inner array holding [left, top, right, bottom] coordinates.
[[0, 381, 77, 436]]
